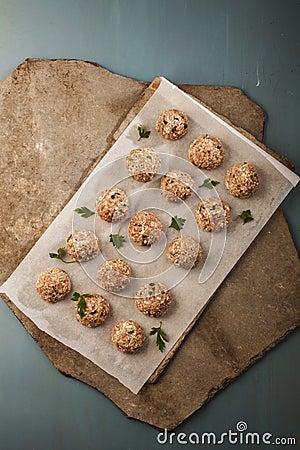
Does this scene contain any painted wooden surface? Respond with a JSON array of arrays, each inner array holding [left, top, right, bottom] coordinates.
[[0, 1, 299, 449]]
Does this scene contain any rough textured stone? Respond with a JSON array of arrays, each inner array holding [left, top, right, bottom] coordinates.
[[0, 59, 146, 283], [180, 84, 266, 142], [1, 59, 299, 430]]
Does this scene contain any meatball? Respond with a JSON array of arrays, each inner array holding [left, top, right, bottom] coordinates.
[[195, 198, 230, 232], [97, 259, 131, 292], [111, 320, 146, 353], [135, 282, 172, 318], [188, 134, 225, 169], [225, 162, 260, 198], [166, 236, 203, 269], [74, 294, 109, 327], [128, 211, 163, 246], [156, 109, 188, 140], [126, 147, 161, 182], [36, 267, 71, 303], [66, 229, 100, 262], [160, 169, 194, 202], [96, 188, 128, 222]]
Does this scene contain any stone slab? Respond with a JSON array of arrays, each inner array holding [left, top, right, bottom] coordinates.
[[1, 59, 299, 430], [0, 59, 147, 285]]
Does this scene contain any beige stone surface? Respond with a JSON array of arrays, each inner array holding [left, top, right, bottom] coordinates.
[[180, 84, 265, 142], [0, 59, 146, 283], [0, 59, 299, 430]]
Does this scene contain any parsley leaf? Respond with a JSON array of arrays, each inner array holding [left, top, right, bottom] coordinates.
[[239, 209, 254, 224], [137, 124, 151, 141], [169, 216, 186, 231], [71, 292, 81, 301], [49, 247, 74, 264], [77, 297, 87, 318], [74, 206, 95, 218], [150, 322, 169, 352], [199, 178, 220, 189], [71, 292, 89, 319], [109, 232, 126, 249]]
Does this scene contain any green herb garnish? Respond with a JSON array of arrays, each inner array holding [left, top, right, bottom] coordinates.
[[137, 124, 151, 141], [239, 209, 254, 224], [109, 231, 126, 249], [49, 247, 74, 264], [71, 292, 89, 319], [150, 322, 169, 352], [199, 178, 220, 189], [74, 206, 95, 218], [169, 216, 186, 231]]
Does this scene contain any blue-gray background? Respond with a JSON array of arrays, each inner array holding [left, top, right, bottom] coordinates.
[[0, 1, 299, 449]]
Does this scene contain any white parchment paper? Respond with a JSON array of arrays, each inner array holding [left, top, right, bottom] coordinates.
[[1, 78, 299, 394]]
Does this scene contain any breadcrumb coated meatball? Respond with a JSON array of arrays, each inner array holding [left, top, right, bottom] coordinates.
[[66, 229, 100, 262], [166, 236, 203, 269], [160, 170, 194, 202], [111, 320, 146, 353], [225, 162, 260, 198], [126, 147, 161, 182], [36, 267, 71, 303], [96, 188, 128, 222], [128, 211, 163, 246], [135, 282, 172, 318], [195, 198, 230, 232], [188, 134, 225, 169], [156, 109, 188, 140], [74, 294, 109, 327], [97, 259, 131, 292]]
